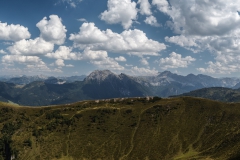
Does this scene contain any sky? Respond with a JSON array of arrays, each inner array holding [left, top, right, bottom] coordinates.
[[0, 0, 240, 77]]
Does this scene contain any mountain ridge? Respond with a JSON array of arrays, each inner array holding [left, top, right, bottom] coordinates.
[[0, 70, 240, 106], [0, 75, 86, 85]]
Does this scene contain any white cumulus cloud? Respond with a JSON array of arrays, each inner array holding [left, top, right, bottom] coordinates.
[[152, 0, 169, 14], [158, 0, 240, 74], [69, 22, 108, 44], [46, 46, 79, 60], [8, 37, 54, 55], [100, 0, 138, 29], [2, 55, 43, 64], [158, 52, 195, 69], [115, 56, 127, 62], [36, 15, 67, 45], [140, 57, 149, 65], [0, 50, 6, 54], [55, 59, 65, 67], [1, 55, 51, 73], [70, 22, 166, 56], [0, 22, 31, 41], [131, 66, 158, 75], [138, 0, 152, 15], [81, 48, 108, 61], [144, 15, 161, 27], [81, 48, 124, 71], [165, 35, 198, 48], [197, 54, 240, 74]]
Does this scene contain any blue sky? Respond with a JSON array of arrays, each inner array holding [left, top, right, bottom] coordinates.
[[0, 0, 240, 77]]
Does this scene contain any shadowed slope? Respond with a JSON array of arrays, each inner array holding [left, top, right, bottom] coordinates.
[[173, 87, 240, 102]]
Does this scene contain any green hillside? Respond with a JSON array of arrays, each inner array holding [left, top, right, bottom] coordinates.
[[1, 97, 240, 160]]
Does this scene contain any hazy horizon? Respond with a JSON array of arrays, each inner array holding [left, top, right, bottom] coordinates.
[[1, 69, 240, 79]]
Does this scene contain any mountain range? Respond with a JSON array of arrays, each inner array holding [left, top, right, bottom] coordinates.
[[0, 75, 86, 85], [1, 70, 240, 106]]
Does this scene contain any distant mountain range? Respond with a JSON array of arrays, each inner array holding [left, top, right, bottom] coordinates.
[[1, 70, 240, 106], [0, 75, 86, 85]]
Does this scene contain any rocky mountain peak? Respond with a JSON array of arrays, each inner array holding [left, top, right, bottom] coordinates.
[[186, 73, 195, 77], [158, 71, 173, 77], [119, 73, 130, 78], [85, 70, 117, 82]]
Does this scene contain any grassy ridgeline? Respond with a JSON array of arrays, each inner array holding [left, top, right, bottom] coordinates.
[[0, 97, 240, 160]]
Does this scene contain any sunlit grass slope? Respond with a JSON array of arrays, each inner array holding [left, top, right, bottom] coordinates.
[[1, 97, 240, 160]]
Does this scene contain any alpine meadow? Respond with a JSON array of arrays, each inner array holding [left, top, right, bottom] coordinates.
[[1, 97, 240, 160]]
